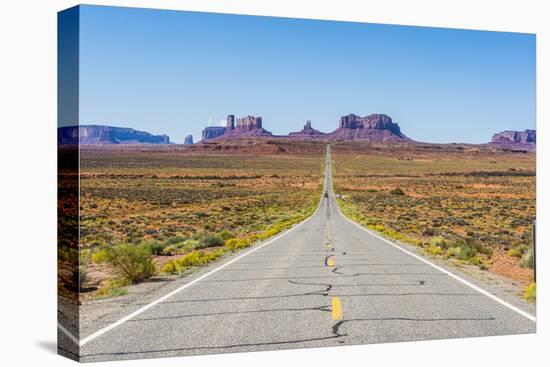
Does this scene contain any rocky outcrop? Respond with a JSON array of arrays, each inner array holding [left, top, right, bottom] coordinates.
[[226, 115, 235, 131], [184, 135, 194, 145], [328, 114, 409, 141], [58, 125, 170, 145], [491, 130, 536, 146], [200, 113, 409, 142], [236, 115, 263, 132], [226, 115, 272, 137], [288, 120, 327, 139], [203, 115, 272, 140], [202, 126, 226, 141]]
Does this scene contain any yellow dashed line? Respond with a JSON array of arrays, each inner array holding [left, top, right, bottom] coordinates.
[[332, 297, 342, 320], [327, 257, 335, 267]]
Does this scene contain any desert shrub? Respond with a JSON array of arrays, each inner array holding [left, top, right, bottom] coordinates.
[[162, 249, 225, 274], [91, 248, 109, 264], [95, 278, 129, 299], [368, 224, 386, 232], [508, 247, 522, 258], [426, 246, 442, 256], [458, 244, 477, 260], [143, 239, 167, 255], [104, 243, 156, 283], [225, 237, 252, 251], [161, 245, 178, 256], [161, 261, 178, 274], [178, 239, 200, 250], [199, 235, 224, 249], [430, 236, 448, 249], [389, 188, 406, 196], [519, 247, 534, 268], [450, 239, 478, 260], [422, 227, 435, 236], [508, 245, 527, 258], [469, 255, 487, 269], [178, 250, 208, 267], [524, 282, 536, 303], [446, 246, 462, 258], [474, 244, 493, 257], [218, 230, 235, 241], [79, 249, 92, 266]]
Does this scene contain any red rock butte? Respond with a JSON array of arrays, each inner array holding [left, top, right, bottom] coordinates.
[[201, 113, 410, 142]]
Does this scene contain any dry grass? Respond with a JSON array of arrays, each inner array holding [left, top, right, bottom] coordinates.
[[77, 145, 324, 297], [332, 142, 535, 284]]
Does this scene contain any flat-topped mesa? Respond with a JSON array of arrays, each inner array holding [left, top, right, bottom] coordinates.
[[288, 120, 327, 139], [339, 113, 400, 133], [236, 115, 263, 132], [491, 130, 536, 145], [222, 115, 272, 138], [329, 113, 410, 141], [201, 114, 272, 141], [202, 126, 226, 141], [58, 125, 170, 145]]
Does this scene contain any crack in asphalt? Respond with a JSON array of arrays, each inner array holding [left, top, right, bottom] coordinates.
[[289, 279, 333, 293], [80, 333, 344, 359], [331, 316, 497, 336], [129, 305, 332, 322], [202, 273, 446, 283]]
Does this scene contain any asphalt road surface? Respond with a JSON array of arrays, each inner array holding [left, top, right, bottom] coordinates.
[[74, 146, 536, 362]]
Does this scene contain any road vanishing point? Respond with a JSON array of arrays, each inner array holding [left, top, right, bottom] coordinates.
[[71, 146, 536, 362]]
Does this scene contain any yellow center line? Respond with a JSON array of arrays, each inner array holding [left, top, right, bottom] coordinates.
[[332, 297, 342, 320], [327, 257, 335, 267]]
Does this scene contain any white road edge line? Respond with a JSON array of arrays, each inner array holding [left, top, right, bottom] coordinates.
[[330, 175, 536, 323], [58, 322, 80, 345], [77, 165, 329, 347]]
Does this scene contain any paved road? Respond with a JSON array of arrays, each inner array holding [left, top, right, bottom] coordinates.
[[77, 146, 535, 362]]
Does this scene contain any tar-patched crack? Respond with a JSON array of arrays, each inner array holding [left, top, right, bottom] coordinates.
[[288, 279, 332, 295], [331, 315, 496, 340], [130, 304, 332, 323]]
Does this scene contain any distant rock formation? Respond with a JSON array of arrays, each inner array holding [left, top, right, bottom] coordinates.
[[202, 126, 226, 141], [236, 115, 263, 132], [199, 113, 410, 142], [491, 130, 536, 147], [226, 115, 272, 137], [288, 120, 327, 139], [202, 115, 272, 141], [184, 134, 194, 145], [58, 125, 170, 145], [328, 114, 410, 141], [226, 114, 235, 131]]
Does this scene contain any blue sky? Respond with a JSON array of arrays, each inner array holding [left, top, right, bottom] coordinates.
[[71, 5, 535, 143]]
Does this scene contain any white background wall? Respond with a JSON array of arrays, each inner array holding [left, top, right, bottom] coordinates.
[[0, 1, 547, 366]]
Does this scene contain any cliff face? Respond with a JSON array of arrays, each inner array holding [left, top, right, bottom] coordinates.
[[58, 125, 170, 145], [491, 130, 536, 145], [202, 115, 272, 141], [235, 115, 263, 132], [202, 126, 226, 141], [328, 114, 409, 141], [288, 120, 327, 139]]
